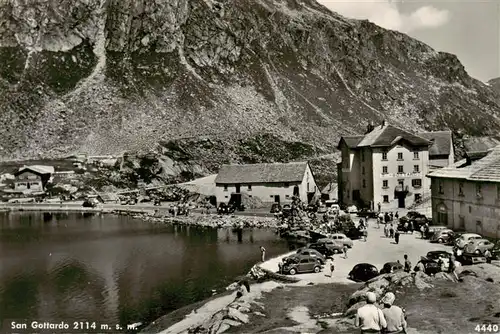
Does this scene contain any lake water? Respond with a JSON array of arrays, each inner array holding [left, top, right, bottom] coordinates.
[[0, 212, 289, 331]]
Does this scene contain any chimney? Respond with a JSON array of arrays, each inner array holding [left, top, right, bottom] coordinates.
[[365, 122, 374, 134], [381, 120, 385, 127]]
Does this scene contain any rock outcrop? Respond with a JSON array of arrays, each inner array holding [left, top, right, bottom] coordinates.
[[1, 0, 500, 172]]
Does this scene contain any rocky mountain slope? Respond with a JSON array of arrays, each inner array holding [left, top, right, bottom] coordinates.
[[2, 0, 500, 181], [489, 77, 500, 94]]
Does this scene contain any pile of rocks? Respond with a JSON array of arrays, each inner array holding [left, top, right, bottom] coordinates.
[[133, 213, 280, 229]]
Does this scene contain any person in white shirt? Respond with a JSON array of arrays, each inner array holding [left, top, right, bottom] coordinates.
[[355, 292, 387, 333]]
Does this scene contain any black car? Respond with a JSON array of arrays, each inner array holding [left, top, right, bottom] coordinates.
[[419, 251, 453, 275], [357, 208, 378, 219], [217, 203, 235, 215], [270, 203, 282, 213], [380, 262, 404, 274], [348, 263, 379, 282]]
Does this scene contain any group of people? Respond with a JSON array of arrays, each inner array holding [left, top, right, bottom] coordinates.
[[356, 291, 408, 334]]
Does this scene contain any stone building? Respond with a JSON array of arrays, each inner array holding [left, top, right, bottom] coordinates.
[[215, 162, 318, 205], [337, 122, 453, 210], [428, 145, 500, 238]]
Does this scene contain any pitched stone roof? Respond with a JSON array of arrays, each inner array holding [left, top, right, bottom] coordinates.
[[418, 131, 452, 156], [428, 145, 500, 182], [339, 124, 431, 149], [15, 165, 55, 176], [464, 136, 500, 154], [341, 136, 364, 148], [215, 162, 308, 184]]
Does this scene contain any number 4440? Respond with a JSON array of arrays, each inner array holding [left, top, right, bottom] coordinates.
[[475, 324, 499, 332]]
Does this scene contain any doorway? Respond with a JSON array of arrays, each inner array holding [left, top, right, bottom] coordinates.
[[293, 185, 299, 197], [235, 184, 241, 193], [274, 195, 280, 203]]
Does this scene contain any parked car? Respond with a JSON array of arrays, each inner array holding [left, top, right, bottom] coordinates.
[[325, 200, 339, 208], [229, 202, 245, 212], [430, 229, 456, 243], [463, 239, 495, 255], [314, 238, 344, 255], [423, 226, 448, 239], [420, 250, 455, 275], [289, 248, 326, 264], [380, 262, 404, 274], [328, 233, 354, 248], [270, 203, 282, 213], [317, 204, 327, 214], [347, 205, 358, 214], [446, 232, 464, 246], [357, 208, 378, 219], [281, 255, 323, 275], [491, 242, 500, 260], [217, 203, 235, 215], [455, 233, 483, 249], [460, 253, 486, 265], [82, 198, 99, 208], [348, 263, 379, 282]]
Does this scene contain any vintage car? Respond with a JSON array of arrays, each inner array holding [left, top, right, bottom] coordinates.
[[430, 229, 456, 244], [217, 203, 235, 215], [270, 203, 282, 213], [463, 239, 495, 255], [287, 248, 326, 264], [281, 255, 323, 275], [348, 263, 379, 282], [327, 233, 354, 248], [357, 208, 378, 219], [312, 238, 344, 255], [419, 250, 457, 275], [380, 262, 404, 274], [347, 205, 358, 214], [82, 198, 99, 208], [455, 233, 483, 249]]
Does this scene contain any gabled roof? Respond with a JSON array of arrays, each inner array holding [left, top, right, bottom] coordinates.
[[428, 145, 500, 182], [464, 136, 500, 154], [340, 124, 432, 149], [215, 162, 309, 184], [338, 136, 364, 149], [321, 182, 338, 195], [418, 131, 452, 156], [15, 165, 55, 176]]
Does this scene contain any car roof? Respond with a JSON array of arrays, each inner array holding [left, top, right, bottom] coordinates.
[[331, 233, 347, 237], [354, 263, 376, 268], [469, 238, 490, 244], [460, 233, 481, 238], [384, 262, 402, 266], [427, 250, 451, 255]]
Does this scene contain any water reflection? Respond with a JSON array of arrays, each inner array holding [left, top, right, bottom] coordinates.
[[0, 212, 289, 328]]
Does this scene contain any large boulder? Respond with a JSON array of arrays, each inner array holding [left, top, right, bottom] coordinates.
[[414, 271, 434, 290], [226, 307, 250, 324]]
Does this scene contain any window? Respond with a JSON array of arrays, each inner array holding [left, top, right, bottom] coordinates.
[[285, 195, 289, 198], [383, 195, 389, 203], [382, 166, 388, 174], [413, 151, 419, 159], [476, 184, 482, 198], [412, 179, 422, 188], [414, 193, 421, 203], [270, 195, 274, 198], [497, 185, 500, 199], [459, 182, 464, 196], [361, 150, 365, 162], [223, 185, 228, 191], [362, 166, 365, 175], [382, 152, 388, 160], [248, 185, 252, 191], [413, 165, 419, 173], [398, 165, 404, 173], [249, 195, 252, 198], [459, 216, 465, 229], [397, 152, 403, 160], [284, 183, 289, 188], [438, 181, 444, 194], [383, 180, 388, 188], [362, 179, 366, 188], [225, 195, 228, 198], [469, 206, 472, 213]]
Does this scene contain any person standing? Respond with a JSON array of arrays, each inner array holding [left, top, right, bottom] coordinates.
[[390, 212, 394, 222], [380, 292, 408, 334], [355, 292, 387, 334], [384, 223, 389, 238], [484, 248, 492, 264], [377, 202, 381, 212], [330, 258, 335, 277], [394, 229, 400, 244], [403, 254, 411, 273], [260, 246, 266, 262], [448, 254, 459, 281], [363, 227, 368, 242], [389, 224, 394, 239], [343, 244, 348, 259], [408, 221, 414, 235], [395, 212, 399, 220]]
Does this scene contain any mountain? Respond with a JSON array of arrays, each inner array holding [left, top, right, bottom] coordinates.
[[488, 77, 500, 94], [1, 0, 500, 184]]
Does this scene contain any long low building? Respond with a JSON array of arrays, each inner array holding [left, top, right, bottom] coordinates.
[[428, 145, 500, 238], [214, 162, 319, 205]]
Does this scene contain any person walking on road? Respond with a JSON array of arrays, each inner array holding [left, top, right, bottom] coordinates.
[[384, 223, 389, 238], [343, 244, 348, 259], [355, 292, 387, 334], [380, 292, 408, 334], [260, 246, 266, 262], [394, 229, 400, 244], [403, 254, 411, 273], [363, 227, 368, 242], [389, 224, 395, 238]]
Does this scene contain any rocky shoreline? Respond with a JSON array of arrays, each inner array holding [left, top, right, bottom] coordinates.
[[119, 211, 282, 230]]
